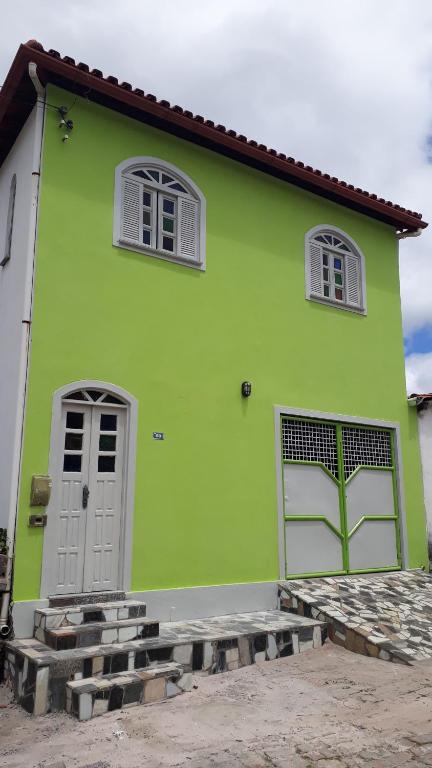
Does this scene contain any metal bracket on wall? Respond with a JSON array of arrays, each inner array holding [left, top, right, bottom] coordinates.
[[28, 514, 47, 528]]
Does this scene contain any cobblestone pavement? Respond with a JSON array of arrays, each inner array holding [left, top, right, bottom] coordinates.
[[3, 642, 432, 766]]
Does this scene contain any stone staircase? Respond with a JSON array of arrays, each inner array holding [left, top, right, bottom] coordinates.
[[66, 662, 187, 720], [36, 608, 159, 650], [4, 591, 324, 720]]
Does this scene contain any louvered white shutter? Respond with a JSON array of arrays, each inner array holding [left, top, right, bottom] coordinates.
[[309, 241, 323, 297], [178, 197, 200, 262], [345, 252, 362, 308], [120, 177, 141, 245]]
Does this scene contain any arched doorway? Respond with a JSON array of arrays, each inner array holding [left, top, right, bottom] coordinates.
[[41, 382, 137, 597]]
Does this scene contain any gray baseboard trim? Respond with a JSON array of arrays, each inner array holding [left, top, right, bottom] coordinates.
[[11, 581, 278, 638], [12, 599, 49, 639], [127, 581, 279, 622]]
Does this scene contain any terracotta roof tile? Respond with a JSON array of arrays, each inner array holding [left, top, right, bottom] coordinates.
[[25, 39, 43, 52], [411, 393, 432, 399]]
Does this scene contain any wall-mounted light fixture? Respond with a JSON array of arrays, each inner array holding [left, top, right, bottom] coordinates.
[[241, 381, 252, 398]]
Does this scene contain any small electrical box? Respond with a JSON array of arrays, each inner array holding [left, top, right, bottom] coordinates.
[[30, 475, 52, 507], [28, 514, 47, 528]]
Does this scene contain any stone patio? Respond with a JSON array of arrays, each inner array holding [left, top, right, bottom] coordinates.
[[279, 569, 432, 664]]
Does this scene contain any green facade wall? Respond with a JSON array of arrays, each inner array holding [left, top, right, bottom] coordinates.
[[12, 85, 428, 601]]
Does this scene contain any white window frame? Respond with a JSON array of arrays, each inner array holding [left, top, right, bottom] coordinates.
[[113, 157, 206, 271], [1, 174, 17, 267], [142, 186, 157, 250], [322, 248, 346, 303], [305, 225, 367, 315]]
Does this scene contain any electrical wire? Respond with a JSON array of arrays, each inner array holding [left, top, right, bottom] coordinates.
[[0, 84, 90, 115]]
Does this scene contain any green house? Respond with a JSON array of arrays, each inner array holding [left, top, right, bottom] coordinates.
[[0, 41, 429, 639]]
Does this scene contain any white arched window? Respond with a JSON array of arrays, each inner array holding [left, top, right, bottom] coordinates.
[[113, 157, 206, 270], [305, 226, 366, 314]]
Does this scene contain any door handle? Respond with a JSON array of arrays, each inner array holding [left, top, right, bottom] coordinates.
[[82, 484, 90, 509]]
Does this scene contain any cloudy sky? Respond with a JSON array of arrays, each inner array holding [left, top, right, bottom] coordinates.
[[2, 0, 432, 391]]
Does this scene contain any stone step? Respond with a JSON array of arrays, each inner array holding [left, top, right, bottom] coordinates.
[[36, 617, 159, 650], [48, 591, 126, 608], [35, 599, 147, 631], [65, 662, 191, 720], [5, 610, 325, 715]]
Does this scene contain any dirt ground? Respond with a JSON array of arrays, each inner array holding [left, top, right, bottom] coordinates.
[[3, 643, 432, 767]]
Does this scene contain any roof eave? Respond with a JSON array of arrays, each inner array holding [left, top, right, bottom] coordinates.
[[0, 42, 427, 233]]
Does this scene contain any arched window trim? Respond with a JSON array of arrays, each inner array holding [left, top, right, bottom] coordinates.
[[62, 388, 128, 406], [113, 156, 206, 271], [305, 225, 367, 315]]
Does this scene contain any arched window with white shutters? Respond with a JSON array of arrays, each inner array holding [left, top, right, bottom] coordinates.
[[305, 226, 366, 314], [113, 157, 206, 270]]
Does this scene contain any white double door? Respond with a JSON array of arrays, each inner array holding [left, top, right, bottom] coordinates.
[[52, 403, 125, 594]]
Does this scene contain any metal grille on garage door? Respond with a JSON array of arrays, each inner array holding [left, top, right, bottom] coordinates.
[[281, 417, 401, 577]]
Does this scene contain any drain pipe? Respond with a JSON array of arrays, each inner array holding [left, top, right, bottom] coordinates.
[[0, 63, 45, 637], [0, 620, 10, 638]]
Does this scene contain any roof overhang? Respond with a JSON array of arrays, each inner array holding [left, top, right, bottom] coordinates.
[[0, 41, 428, 234], [408, 394, 432, 410]]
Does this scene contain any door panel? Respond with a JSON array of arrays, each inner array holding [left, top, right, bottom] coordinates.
[[285, 520, 344, 575], [343, 427, 399, 573], [54, 404, 91, 594], [282, 418, 344, 576], [83, 406, 125, 592], [345, 469, 395, 530], [284, 464, 341, 527], [346, 468, 398, 570], [283, 463, 344, 575], [348, 520, 398, 571]]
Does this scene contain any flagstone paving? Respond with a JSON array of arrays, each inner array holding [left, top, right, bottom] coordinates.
[[279, 569, 432, 664]]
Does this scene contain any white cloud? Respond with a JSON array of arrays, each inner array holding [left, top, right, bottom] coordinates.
[[406, 352, 432, 394], [2, 1, 432, 339]]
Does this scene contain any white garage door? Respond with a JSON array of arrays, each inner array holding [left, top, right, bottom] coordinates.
[[282, 418, 401, 577]]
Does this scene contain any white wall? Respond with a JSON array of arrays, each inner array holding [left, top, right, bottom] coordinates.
[[0, 108, 38, 535], [417, 404, 432, 558]]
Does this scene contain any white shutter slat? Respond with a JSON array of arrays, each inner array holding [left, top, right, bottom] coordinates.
[[121, 177, 141, 244], [309, 242, 323, 296], [345, 253, 361, 307], [178, 197, 199, 261]]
